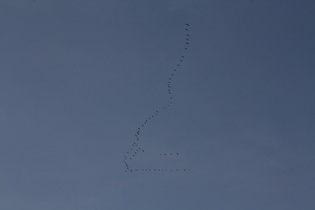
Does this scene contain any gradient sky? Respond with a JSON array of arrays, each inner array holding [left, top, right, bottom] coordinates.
[[1, 0, 315, 209]]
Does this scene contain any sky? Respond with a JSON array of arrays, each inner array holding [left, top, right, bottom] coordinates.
[[0, 0, 315, 209]]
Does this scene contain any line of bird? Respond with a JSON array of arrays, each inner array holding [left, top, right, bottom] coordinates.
[[125, 169, 190, 172], [123, 23, 191, 173]]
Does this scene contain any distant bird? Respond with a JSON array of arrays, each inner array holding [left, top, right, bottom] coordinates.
[[185, 48, 188, 50], [186, 42, 189, 44], [181, 55, 185, 58], [186, 23, 190, 26], [185, 28, 188, 31], [176, 153, 179, 155], [186, 34, 190, 36]]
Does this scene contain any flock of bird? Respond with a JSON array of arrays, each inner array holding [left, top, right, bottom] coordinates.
[[123, 23, 191, 173]]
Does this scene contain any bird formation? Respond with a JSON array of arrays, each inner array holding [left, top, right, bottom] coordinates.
[[125, 168, 190, 173], [123, 23, 191, 173]]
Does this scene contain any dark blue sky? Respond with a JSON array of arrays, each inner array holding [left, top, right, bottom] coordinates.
[[0, 0, 315, 209]]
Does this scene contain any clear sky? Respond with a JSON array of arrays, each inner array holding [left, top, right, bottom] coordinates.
[[1, 0, 315, 209]]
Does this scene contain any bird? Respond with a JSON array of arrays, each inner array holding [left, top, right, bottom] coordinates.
[[186, 23, 190, 26]]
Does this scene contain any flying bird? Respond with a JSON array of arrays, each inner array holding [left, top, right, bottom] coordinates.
[[186, 23, 190, 26]]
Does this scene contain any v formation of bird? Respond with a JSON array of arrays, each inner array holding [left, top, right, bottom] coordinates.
[[123, 23, 191, 173]]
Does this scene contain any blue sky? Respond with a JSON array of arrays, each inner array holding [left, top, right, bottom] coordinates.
[[0, 0, 315, 209]]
